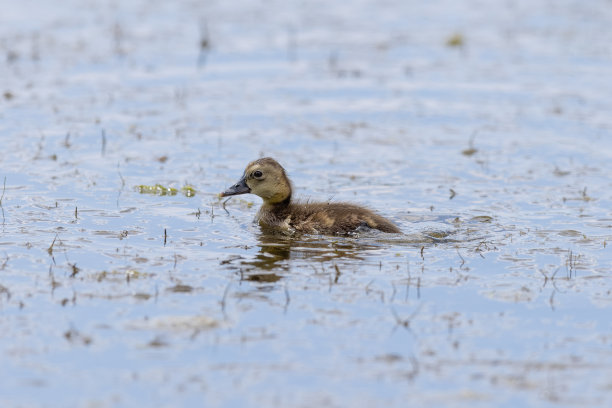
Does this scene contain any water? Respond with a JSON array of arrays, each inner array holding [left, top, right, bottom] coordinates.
[[1, 0, 612, 406]]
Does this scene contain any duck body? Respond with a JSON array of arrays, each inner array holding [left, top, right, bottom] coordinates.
[[257, 201, 400, 235], [221, 158, 401, 235]]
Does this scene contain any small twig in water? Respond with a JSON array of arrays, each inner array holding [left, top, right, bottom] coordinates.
[[549, 289, 556, 311], [390, 282, 397, 303], [69, 263, 80, 278], [0, 284, 10, 302], [117, 167, 125, 188], [116, 162, 125, 208], [539, 268, 560, 289], [48, 233, 59, 257], [283, 283, 291, 313], [566, 249, 579, 279], [550, 267, 563, 294], [0, 176, 5, 204], [222, 197, 231, 215], [220, 282, 231, 318], [333, 264, 341, 284], [101, 129, 107, 156], [0, 176, 6, 225], [0, 253, 8, 270], [365, 280, 385, 303], [457, 249, 466, 269], [48, 264, 57, 289], [405, 261, 411, 301], [391, 304, 423, 333], [197, 19, 210, 68]]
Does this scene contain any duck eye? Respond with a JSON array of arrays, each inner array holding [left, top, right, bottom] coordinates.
[[253, 170, 263, 178]]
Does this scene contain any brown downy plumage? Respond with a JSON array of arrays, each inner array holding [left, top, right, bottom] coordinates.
[[220, 157, 401, 235]]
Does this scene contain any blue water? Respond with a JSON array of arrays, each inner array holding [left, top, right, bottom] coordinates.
[[1, 0, 612, 407]]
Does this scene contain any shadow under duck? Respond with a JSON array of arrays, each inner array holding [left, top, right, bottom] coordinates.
[[220, 158, 401, 235]]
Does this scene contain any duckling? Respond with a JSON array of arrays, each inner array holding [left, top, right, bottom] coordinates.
[[220, 158, 401, 235]]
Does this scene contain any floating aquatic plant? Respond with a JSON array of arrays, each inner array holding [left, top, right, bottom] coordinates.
[[136, 184, 196, 197], [446, 33, 465, 47]]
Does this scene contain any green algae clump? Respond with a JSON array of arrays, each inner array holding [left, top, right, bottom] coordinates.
[[136, 184, 196, 197]]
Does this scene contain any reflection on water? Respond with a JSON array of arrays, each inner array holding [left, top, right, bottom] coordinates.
[[240, 232, 375, 274], [234, 229, 441, 282]]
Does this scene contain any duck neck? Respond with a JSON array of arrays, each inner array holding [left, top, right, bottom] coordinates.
[[262, 193, 291, 214]]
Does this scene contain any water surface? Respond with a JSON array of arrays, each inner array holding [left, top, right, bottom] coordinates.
[[1, 0, 612, 407]]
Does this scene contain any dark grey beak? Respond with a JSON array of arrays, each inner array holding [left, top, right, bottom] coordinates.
[[220, 176, 251, 197]]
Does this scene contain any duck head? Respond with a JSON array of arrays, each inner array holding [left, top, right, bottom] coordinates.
[[221, 157, 292, 205]]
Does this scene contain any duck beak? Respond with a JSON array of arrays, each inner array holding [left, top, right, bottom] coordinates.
[[220, 176, 251, 197]]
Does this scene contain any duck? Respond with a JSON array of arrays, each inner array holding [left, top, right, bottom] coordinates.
[[220, 157, 401, 235]]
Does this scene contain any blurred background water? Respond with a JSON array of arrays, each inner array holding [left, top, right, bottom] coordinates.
[[1, 0, 612, 407]]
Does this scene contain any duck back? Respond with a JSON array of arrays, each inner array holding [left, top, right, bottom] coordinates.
[[257, 201, 400, 235]]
